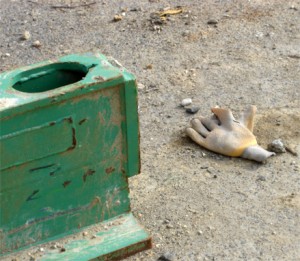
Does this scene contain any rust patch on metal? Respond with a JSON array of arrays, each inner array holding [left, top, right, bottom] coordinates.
[[26, 190, 40, 201], [93, 76, 105, 82], [78, 118, 87, 125], [105, 167, 115, 174], [30, 164, 55, 172], [71, 128, 76, 147], [63, 180, 71, 188], [83, 169, 96, 182], [64, 117, 73, 124], [88, 196, 101, 209], [67, 127, 77, 151]]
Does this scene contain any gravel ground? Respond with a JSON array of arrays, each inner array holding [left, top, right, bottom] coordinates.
[[1, 0, 299, 260]]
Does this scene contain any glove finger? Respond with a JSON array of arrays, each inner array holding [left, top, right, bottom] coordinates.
[[238, 105, 256, 132], [210, 114, 221, 125], [242, 145, 275, 162], [200, 116, 218, 131], [186, 127, 207, 147], [211, 107, 234, 128], [191, 118, 209, 137]]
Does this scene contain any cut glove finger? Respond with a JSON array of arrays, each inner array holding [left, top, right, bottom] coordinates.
[[211, 107, 234, 128], [238, 105, 257, 132], [186, 127, 206, 148], [200, 116, 218, 131]]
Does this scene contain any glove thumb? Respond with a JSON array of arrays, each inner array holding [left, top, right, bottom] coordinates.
[[241, 145, 275, 162]]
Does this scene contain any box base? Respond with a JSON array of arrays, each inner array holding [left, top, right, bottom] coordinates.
[[2, 213, 152, 261]]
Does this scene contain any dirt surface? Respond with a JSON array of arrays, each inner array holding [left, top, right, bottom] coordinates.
[[1, 0, 299, 260]]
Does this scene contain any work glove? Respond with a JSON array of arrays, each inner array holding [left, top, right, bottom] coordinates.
[[186, 105, 275, 162]]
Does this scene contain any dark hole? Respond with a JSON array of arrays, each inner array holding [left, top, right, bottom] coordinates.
[[12, 63, 87, 93]]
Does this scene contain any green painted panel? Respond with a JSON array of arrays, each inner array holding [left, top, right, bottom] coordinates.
[[0, 117, 74, 169], [0, 53, 145, 257]]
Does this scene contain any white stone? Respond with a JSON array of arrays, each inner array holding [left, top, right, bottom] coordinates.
[[181, 98, 192, 106], [22, 31, 31, 40]]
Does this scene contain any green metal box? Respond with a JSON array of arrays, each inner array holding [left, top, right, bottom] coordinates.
[[0, 53, 151, 260]]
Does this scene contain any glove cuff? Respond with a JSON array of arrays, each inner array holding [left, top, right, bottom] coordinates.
[[242, 145, 275, 162]]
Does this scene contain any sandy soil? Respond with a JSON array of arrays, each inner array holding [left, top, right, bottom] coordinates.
[[1, 0, 299, 260]]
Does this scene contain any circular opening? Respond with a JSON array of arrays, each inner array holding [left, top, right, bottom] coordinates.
[[12, 63, 88, 93]]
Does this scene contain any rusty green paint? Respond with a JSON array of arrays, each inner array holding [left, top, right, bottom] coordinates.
[[0, 53, 150, 259]]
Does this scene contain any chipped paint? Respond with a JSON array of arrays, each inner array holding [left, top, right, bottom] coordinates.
[[105, 167, 115, 174], [0, 98, 19, 109]]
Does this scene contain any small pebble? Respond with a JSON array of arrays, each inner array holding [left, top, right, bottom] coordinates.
[[182, 30, 190, 36], [113, 14, 123, 22], [186, 106, 200, 114], [257, 175, 266, 182], [28, 253, 35, 261], [268, 139, 286, 153], [197, 230, 203, 235], [137, 83, 145, 90], [166, 224, 174, 229], [181, 98, 192, 107], [21, 30, 31, 40], [32, 40, 41, 48], [207, 167, 215, 174], [39, 247, 45, 252], [130, 7, 142, 12], [207, 19, 218, 25], [289, 5, 298, 10], [50, 242, 62, 249], [152, 25, 161, 31], [163, 219, 170, 224], [148, 84, 157, 89], [82, 231, 88, 236], [158, 252, 175, 261], [285, 144, 298, 156]]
